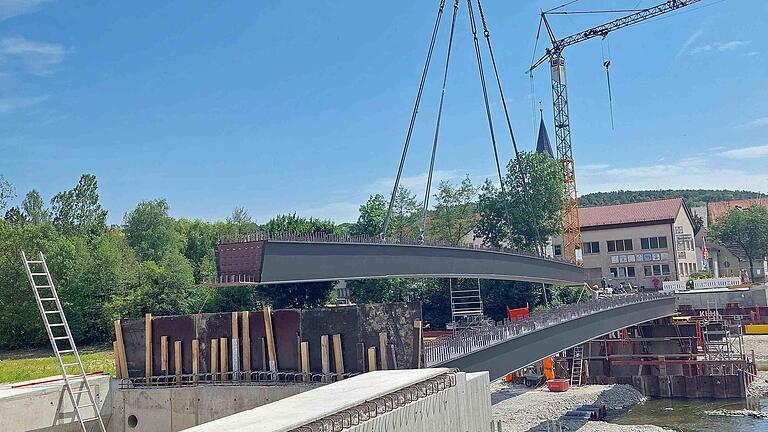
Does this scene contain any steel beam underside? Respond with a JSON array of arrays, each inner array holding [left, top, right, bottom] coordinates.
[[437, 296, 676, 380], [217, 241, 584, 286]]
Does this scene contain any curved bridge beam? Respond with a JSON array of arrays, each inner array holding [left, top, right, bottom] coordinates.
[[433, 295, 676, 380], [215, 240, 584, 286]]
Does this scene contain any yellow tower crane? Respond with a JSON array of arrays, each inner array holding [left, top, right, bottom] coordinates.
[[528, 0, 702, 262]]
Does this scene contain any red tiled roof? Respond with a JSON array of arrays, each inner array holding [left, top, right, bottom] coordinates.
[[579, 198, 684, 228], [707, 198, 768, 224]]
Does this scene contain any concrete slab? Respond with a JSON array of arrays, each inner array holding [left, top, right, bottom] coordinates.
[[183, 368, 450, 432], [0, 375, 111, 432]]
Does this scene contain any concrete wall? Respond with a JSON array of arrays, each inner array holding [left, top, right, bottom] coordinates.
[[111, 384, 311, 432], [120, 303, 422, 379], [344, 372, 491, 432], [0, 375, 112, 432], [182, 369, 492, 432]]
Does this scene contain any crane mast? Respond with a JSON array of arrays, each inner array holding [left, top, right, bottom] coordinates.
[[529, 0, 702, 263]]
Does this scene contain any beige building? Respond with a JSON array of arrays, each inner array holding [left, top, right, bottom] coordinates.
[[552, 198, 698, 290]]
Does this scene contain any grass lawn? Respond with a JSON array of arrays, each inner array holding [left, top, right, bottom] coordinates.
[[0, 345, 115, 384]]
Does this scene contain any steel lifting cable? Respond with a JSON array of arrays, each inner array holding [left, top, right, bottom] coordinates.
[[602, 35, 615, 130], [382, 0, 448, 239], [477, 0, 545, 253], [476, 0, 524, 180], [466, 0, 505, 193], [419, 0, 460, 242]]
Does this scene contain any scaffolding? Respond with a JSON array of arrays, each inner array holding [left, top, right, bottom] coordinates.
[[449, 279, 485, 332], [700, 308, 745, 376]]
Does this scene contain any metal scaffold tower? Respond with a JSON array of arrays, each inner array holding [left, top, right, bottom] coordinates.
[[450, 279, 485, 332], [700, 308, 745, 376], [21, 251, 107, 432]]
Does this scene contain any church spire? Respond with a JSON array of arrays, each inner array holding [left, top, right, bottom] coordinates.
[[535, 107, 554, 158]]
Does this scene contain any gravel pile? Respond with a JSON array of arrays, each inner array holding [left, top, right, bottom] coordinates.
[[594, 385, 645, 410], [748, 371, 768, 398], [491, 383, 650, 432]]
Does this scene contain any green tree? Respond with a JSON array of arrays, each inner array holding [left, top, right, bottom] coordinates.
[[4, 207, 27, 224], [352, 194, 387, 236], [23, 190, 50, 224], [691, 213, 704, 234], [390, 187, 419, 241], [476, 152, 566, 251], [474, 279, 543, 321], [116, 252, 196, 316], [579, 189, 766, 208], [264, 213, 339, 235], [0, 175, 14, 212], [256, 282, 334, 309], [428, 177, 477, 245], [709, 205, 768, 281], [227, 207, 256, 234], [51, 174, 108, 237], [348, 278, 451, 327], [124, 199, 183, 262], [0, 219, 61, 348], [175, 218, 227, 283]]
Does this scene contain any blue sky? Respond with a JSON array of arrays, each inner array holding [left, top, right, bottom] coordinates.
[[2, 0, 767, 224]]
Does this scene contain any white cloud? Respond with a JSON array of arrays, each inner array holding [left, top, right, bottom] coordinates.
[[737, 117, 768, 130], [0, 95, 47, 115], [676, 30, 703, 59], [0, 36, 68, 75], [744, 51, 759, 57], [690, 40, 751, 55], [0, 0, 53, 21], [578, 157, 768, 193], [721, 145, 768, 159]]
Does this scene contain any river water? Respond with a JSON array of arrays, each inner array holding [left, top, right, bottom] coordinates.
[[608, 397, 768, 431]]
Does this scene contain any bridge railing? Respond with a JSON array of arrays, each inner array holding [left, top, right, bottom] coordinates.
[[217, 231, 574, 265], [424, 293, 671, 367]]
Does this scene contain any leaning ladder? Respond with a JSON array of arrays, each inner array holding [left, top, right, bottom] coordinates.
[[21, 251, 107, 432], [570, 344, 584, 386]]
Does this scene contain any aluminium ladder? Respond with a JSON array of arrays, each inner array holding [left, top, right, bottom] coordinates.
[[21, 251, 107, 432], [570, 344, 584, 386]]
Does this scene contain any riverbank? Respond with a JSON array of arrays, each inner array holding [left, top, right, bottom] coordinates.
[[491, 382, 670, 431]]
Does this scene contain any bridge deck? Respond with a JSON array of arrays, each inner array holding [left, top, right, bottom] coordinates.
[[426, 293, 676, 380], [215, 238, 583, 286]]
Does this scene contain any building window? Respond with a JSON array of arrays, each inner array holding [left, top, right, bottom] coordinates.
[[554, 244, 562, 256], [608, 267, 635, 278], [679, 262, 685, 276], [611, 266, 636, 278], [582, 241, 600, 254], [607, 239, 633, 252], [643, 264, 670, 277], [641, 236, 668, 250]]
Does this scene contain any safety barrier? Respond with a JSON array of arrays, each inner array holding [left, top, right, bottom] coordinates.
[[424, 293, 672, 367], [217, 231, 574, 265]]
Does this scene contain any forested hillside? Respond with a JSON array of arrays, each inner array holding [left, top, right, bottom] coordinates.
[[580, 189, 765, 208]]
